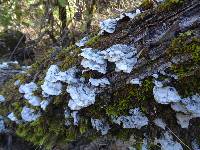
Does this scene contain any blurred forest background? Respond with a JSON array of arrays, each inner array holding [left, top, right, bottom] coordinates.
[[0, 0, 142, 63]]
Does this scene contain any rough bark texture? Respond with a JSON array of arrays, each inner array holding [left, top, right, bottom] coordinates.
[[0, 66, 21, 87]]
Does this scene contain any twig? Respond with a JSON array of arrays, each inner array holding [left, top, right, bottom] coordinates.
[[167, 127, 192, 150], [9, 34, 25, 60]]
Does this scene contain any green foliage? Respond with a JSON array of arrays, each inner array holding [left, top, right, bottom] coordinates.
[[0, 0, 44, 30], [140, 0, 154, 10], [158, 0, 184, 11], [58, 0, 67, 7]]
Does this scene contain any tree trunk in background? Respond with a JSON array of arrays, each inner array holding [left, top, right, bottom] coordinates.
[[84, 0, 96, 33], [59, 5, 67, 32], [58, 2, 71, 47], [44, 0, 57, 43]]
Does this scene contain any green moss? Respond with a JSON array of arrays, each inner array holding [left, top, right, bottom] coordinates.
[[85, 35, 100, 47], [172, 71, 200, 97], [167, 33, 200, 59], [115, 129, 133, 140], [166, 31, 200, 97], [79, 118, 90, 134], [140, 0, 154, 10], [15, 74, 27, 84], [158, 0, 184, 11], [15, 109, 80, 149], [81, 71, 99, 80], [106, 98, 132, 117], [105, 78, 154, 117]]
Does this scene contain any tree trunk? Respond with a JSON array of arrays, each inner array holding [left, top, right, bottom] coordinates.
[[84, 0, 96, 33]]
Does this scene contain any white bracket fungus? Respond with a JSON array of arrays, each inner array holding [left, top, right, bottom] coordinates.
[[75, 36, 89, 47], [171, 94, 200, 128], [41, 65, 62, 96], [156, 0, 165, 2], [71, 111, 79, 126], [64, 108, 79, 126], [153, 118, 166, 130], [112, 108, 148, 129], [0, 95, 5, 103], [89, 78, 110, 87], [44, 65, 60, 82], [130, 78, 142, 86], [153, 81, 181, 104], [19, 82, 38, 94], [99, 9, 141, 34], [141, 138, 148, 150], [21, 106, 40, 122], [41, 81, 62, 96], [56, 67, 79, 84], [7, 112, 19, 123], [156, 131, 183, 150], [14, 80, 20, 86], [64, 108, 71, 126], [181, 94, 200, 116], [67, 83, 96, 110], [0, 61, 18, 69], [101, 44, 138, 73], [118, 9, 141, 20], [80, 48, 107, 74], [171, 94, 200, 116], [0, 62, 9, 69], [176, 113, 193, 129], [99, 18, 117, 34], [179, 16, 199, 29], [41, 65, 78, 96], [19, 82, 41, 106], [91, 118, 110, 135], [64, 108, 71, 118], [0, 116, 5, 133], [24, 94, 41, 106], [40, 100, 50, 111], [152, 73, 159, 79], [192, 139, 200, 150]]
